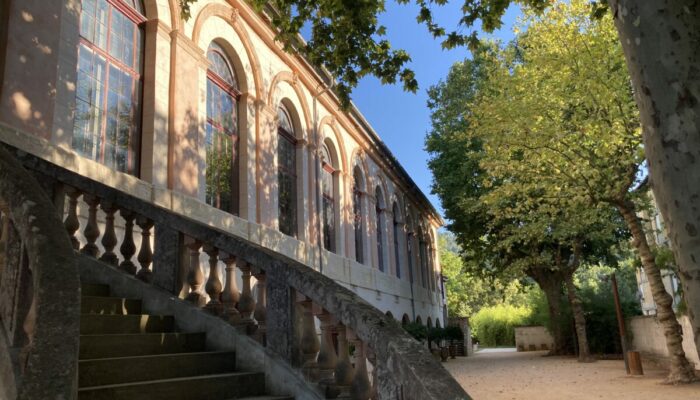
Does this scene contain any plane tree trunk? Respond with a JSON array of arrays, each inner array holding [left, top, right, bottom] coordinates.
[[529, 267, 570, 355], [616, 198, 696, 383], [608, 0, 700, 368]]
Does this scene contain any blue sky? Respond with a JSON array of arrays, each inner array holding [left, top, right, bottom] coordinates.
[[350, 2, 521, 219]]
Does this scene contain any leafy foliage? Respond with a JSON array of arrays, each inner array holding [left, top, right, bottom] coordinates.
[[178, 0, 600, 106], [471, 304, 533, 346], [403, 321, 428, 342]]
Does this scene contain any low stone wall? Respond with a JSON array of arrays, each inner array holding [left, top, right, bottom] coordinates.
[[628, 315, 700, 370], [515, 326, 553, 352]]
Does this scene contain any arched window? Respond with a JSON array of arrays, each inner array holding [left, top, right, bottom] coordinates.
[[277, 105, 297, 237], [406, 214, 414, 285], [375, 186, 385, 272], [419, 232, 428, 288], [392, 202, 402, 279], [74, 0, 145, 174], [401, 314, 410, 326], [320, 144, 335, 252], [352, 166, 365, 264], [205, 42, 239, 214]]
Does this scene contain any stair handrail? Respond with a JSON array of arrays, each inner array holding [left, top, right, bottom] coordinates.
[[2, 141, 470, 400], [0, 145, 80, 400]]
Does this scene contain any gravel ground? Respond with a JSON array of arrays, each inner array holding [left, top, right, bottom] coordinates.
[[444, 349, 700, 400]]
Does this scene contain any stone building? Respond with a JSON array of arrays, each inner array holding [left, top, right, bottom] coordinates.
[[0, 0, 445, 329]]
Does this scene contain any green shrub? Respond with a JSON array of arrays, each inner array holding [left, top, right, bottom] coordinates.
[[403, 322, 428, 342], [471, 304, 533, 347]]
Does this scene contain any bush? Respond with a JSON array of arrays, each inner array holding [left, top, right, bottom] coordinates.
[[471, 304, 533, 347], [403, 322, 428, 342]]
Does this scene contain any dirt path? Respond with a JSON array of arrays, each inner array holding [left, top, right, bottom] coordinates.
[[444, 349, 700, 400]]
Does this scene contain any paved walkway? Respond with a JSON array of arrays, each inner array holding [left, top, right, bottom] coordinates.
[[445, 349, 700, 400]]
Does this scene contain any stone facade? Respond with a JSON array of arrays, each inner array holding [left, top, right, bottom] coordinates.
[[0, 0, 444, 325]]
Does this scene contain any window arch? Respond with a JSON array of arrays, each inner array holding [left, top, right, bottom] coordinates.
[[320, 143, 336, 252], [352, 166, 365, 264], [392, 202, 402, 279], [405, 213, 415, 285], [419, 229, 428, 288], [73, 0, 145, 175], [402, 314, 410, 326], [277, 104, 297, 237], [205, 42, 240, 214], [375, 186, 386, 272]]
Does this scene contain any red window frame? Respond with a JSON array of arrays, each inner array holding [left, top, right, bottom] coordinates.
[[77, 0, 146, 175]]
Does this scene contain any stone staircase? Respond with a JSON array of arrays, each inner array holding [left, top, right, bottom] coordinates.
[[78, 282, 292, 400]]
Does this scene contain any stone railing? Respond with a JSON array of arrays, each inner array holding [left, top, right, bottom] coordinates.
[[0, 145, 80, 399], [2, 142, 470, 400]]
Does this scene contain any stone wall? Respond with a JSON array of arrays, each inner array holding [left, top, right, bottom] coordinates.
[[514, 326, 553, 352], [628, 315, 700, 369]]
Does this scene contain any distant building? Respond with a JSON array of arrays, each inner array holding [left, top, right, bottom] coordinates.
[[635, 191, 682, 315]]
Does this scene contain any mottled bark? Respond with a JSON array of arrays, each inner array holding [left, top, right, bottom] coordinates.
[[529, 267, 569, 355], [608, 0, 700, 366], [616, 199, 696, 383], [564, 273, 592, 362]]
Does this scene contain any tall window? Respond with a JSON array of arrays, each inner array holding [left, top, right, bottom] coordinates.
[[277, 105, 297, 237], [74, 0, 145, 174], [419, 235, 428, 288], [353, 167, 364, 264], [392, 202, 402, 279], [406, 215, 414, 284], [320, 145, 335, 252], [205, 42, 239, 214], [375, 187, 385, 272]]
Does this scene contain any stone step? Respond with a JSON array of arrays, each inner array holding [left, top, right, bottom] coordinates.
[[79, 351, 237, 387], [80, 332, 206, 359], [81, 283, 110, 297], [77, 372, 267, 400], [82, 296, 142, 315], [80, 314, 175, 334]]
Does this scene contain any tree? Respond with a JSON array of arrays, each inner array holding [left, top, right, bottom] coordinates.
[[463, 0, 695, 382], [180, 0, 700, 369], [440, 232, 530, 317]]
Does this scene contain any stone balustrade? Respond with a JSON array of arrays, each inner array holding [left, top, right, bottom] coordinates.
[[0, 145, 80, 400], [1, 142, 470, 400]]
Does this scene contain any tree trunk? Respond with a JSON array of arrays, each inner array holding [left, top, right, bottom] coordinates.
[[528, 267, 569, 355], [564, 272, 593, 362], [608, 0, 700, 366], [616, 199, 696, 383]]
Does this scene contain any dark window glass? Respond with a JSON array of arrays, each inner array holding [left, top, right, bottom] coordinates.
[[353, 171, 363, 264], [205, 43, 239, 214], [393, 203, 401, 279], [321, 145, 335, 252], [75, 0, 143, 174], [376, 189, 384, 272], [277, 106, 297, 237]]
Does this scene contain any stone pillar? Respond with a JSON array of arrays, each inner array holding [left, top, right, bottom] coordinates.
[[152, 224, 182, 294], [299, 295, 320, 380], [185, 239, 205, 306], [265, 262, 299, 365], [167, 30, 207, 198], [140, 19, 171, 187], [204, 245, 223, 315], [256, 103, 277, 228]]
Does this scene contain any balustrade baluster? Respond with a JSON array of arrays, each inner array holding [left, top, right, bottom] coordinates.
[[63, 188, 81, 250], [367, 347, 378, 400], [135, 217, 154, 282], [335, 323, 354, 388], [98, 202, 118, 265], [237, 262, 257, 332], [118, 209, 137, 274], [253, 271, 267, 344], [350, 338, 372, 400], [204, 245, 223, 315], [80, 195, 100, 257], [221, 254, 241, 322], [185, 239, 205, 306], [300, 297, 320, 381], [317, 310, 338, 383]]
